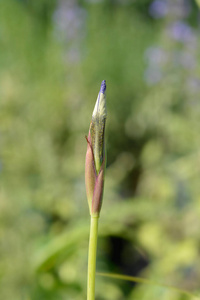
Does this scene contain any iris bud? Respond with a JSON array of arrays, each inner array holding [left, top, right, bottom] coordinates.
[[85, 80, 107, 216]]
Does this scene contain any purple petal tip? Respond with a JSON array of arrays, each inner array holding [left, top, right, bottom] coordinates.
[[100, 80, 106, 94]]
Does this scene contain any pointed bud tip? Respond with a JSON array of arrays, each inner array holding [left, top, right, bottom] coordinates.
[[100, 80, 106, 94], [92, 80, 107, 119]]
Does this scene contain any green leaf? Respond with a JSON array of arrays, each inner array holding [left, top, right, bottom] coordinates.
[[97, 272, 199, 299]]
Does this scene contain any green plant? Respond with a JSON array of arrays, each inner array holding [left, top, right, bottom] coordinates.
[[84, 81, 199, 300], [85, 80, 107, 300]]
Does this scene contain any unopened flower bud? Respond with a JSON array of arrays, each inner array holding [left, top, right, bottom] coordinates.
[[85, 80, 107, 216]]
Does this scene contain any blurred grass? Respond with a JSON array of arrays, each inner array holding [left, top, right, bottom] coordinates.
[[0, 0, 200, 299]]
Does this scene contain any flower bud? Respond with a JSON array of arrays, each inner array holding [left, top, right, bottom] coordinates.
[[85, 80, 107, 216]]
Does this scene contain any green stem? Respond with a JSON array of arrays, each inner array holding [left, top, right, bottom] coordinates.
[[87, 215, 99, 300]]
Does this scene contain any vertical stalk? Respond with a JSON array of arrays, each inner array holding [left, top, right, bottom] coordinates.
[[87, 215, 99, 300]]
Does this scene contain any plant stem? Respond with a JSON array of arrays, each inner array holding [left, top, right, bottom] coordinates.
[[87, 215, 99, 300]]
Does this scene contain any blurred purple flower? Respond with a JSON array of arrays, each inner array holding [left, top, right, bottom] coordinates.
[[167, 21, 195, 43], [149, 0, 191, 19], [149, 0, 169, 18], [53, 0, 87, 41], [53, 0, 87, 63]]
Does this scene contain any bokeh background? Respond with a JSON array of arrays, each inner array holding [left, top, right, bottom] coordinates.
[[0, 0, 200, 299]]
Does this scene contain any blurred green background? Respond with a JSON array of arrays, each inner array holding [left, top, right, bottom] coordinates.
[[0, 0, 200, 299]]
